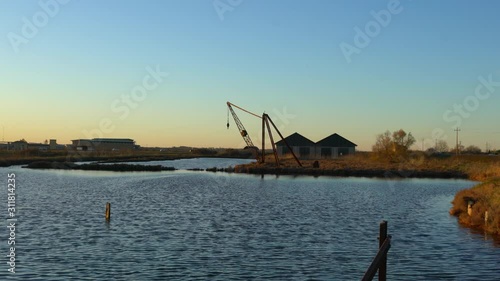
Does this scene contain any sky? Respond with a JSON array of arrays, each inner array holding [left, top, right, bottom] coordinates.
[[1, 0, 499, 151]]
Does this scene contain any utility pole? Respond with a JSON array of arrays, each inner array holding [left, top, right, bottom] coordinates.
[[454, 128, 461, 155], [422, 138, 424, 151]]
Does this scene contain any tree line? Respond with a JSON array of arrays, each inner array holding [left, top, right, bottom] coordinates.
[[372, 129, 489, 160]]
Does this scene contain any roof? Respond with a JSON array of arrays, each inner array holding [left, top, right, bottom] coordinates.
[[316, 133, 357, 147], [275, 132, 315, 147], [28, 143, 49, 146], [72, 138, 135, 143], [92, 138, 135, 143]]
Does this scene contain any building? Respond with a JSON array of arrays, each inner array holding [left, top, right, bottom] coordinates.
[[28, 142, 49, 151], [315, 133, 357, 158], [49, 139, 66, 150], [5, 139, 66, 151], [72, 138, 137, 151], [276, 132, 357, 159], [11, 140, 28, 151], [0, 141, 9, 150], [275, 132, 316, 159]]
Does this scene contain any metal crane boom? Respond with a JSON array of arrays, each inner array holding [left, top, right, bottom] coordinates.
[[226, 102, 258, 150]]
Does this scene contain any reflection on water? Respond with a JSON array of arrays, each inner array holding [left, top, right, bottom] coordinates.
[[0, 159, 498, 280]]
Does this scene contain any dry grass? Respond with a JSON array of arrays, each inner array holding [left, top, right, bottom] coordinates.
[[450, 178, 500, 235], [251, 152, 500, 179]]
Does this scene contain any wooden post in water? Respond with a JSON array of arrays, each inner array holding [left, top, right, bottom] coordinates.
[[379, 221, 388, 281], [105, 202, 111, 221], [361, 221, 391, 281]]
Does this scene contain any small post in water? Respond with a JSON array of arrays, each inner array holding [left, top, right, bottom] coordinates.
[[105, 202, 111, 221], [379, 221, 388, 281]]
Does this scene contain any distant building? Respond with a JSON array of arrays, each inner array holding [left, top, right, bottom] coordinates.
[[28, 142, 49, 151], [315, 133, 357, 158], [49, 139, 66, 150], [275, 133, 316, 160], [11, 140, 28, 151], [71, 138, 137, 151], [5, 139, 66, 151], [0, 141, 9, 150], [276, 132, 357, 159]]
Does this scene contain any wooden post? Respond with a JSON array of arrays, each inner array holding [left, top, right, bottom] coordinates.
[[379, 221, 388, 281], [261, 114, 265, 163], [361, 221, 391, 281], [264, 115, 280, 167], [105, 202, 111, 221], [485, 210, 488, 224]]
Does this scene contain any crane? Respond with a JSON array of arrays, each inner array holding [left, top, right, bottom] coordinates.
[[226, 102, 260, 151], [226, 101, 302, 167]]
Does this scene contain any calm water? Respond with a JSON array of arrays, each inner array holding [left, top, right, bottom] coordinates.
[[0, 158, 498, 280]]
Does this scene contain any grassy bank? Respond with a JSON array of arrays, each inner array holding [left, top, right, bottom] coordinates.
[[450, 178, 500, 236], [234, 153, 498, 179]]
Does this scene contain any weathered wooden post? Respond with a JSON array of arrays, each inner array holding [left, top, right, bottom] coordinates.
[[467, 200, 473, 216], [361, 221, 391, 281], [105, 202, 111, 221], [379, 221, 388, 281]]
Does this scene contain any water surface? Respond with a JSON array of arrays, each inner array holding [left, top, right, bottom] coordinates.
[[0, 158, 498, 280]]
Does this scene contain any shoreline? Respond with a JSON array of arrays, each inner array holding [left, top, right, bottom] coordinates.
[[450, 177, 500, 237], [14, 158, 471, 180], [0, 154, 253, 168], [23, 161, 176, 172], [232, 165, 468, 179]]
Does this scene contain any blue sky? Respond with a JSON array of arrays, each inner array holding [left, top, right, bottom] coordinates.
[[1, 0, 499, 151]]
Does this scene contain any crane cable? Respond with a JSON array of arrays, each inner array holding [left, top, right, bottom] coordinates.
[[227, 106, 230, 129]]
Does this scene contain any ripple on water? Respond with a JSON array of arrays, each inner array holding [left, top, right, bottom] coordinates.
[[0, 162, 498, 280]]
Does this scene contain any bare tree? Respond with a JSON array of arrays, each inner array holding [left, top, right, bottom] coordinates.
[[435, 140, 449, 153], [372, 131, 392, 156], [450, 144, 465, 154], [463, 145, 481, 154], [372, 129, 416, 160]]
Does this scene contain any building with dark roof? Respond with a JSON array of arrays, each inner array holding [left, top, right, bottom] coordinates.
[[275, 132, 316, 159], [276, 132, 357, 159], [315, 133, 357, 158], [72, 138, 137, 151]]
